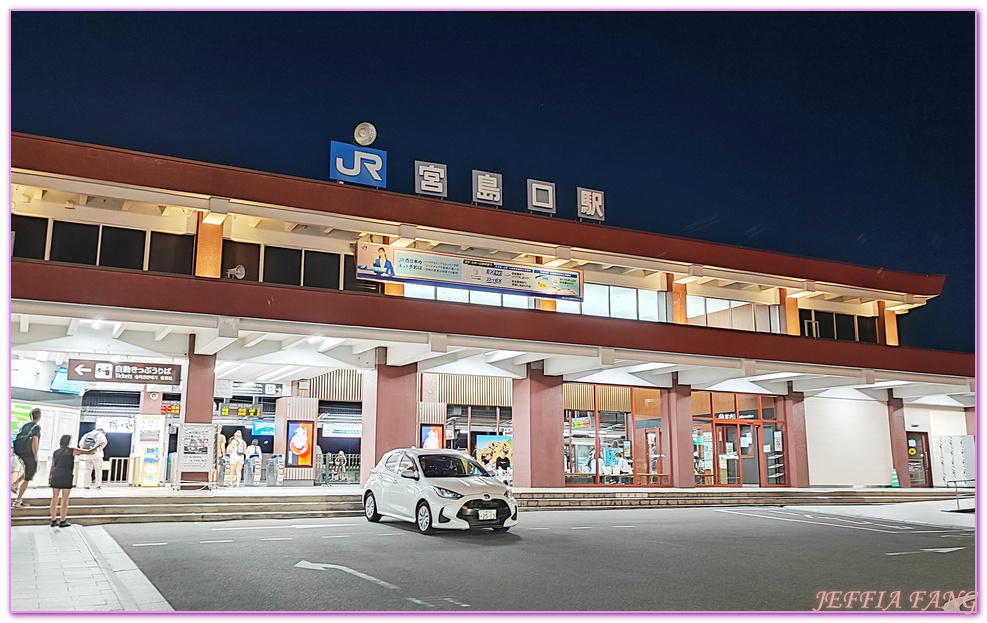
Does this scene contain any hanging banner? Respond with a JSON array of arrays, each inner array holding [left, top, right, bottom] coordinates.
[[355, 243, 583, 301]]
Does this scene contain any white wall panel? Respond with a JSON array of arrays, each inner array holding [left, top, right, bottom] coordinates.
[[804, 397, 892, 486]]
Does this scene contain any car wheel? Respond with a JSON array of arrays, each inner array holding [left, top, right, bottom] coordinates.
[[416, 501, 434, 535], [493, 526, 511, 532], [364, 492, 381, 522]]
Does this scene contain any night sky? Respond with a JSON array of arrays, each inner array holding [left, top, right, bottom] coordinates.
[[10, 11, 975, 353]]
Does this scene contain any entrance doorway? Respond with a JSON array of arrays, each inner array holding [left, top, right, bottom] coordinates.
[[906, 432, 933, 487]]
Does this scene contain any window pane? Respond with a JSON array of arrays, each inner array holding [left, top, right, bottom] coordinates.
[[638, 290, 659, 322], [222, 239, 260, 282], [769, 305, 780, 333], [582, 284, 610, 317], [706, 298, 731, 329], [731, 302, 755, 331], [11, 214, 48, 260], [404, 283, 435, 299], [343, 255, 381, 293], [835, 313, 856, 341], [799, 308, 814, 337], [50, 221, 98, 265], [754, 304, 771, 333], [761, 396, 777, 420], [99, 226, 145, 270], [609, 286, 637, 320], [148, 232, 194, 275], [857, 316, 878, 343], [502, 294, 530, 309], [469, 290, 501, 306], [686, 295, 706, 326], [437, 287, 469, 303], [815, 311, 836, 339], [556, 300, 581, 314], [263, 246, 302, 286], [302, 250, 341, 290]]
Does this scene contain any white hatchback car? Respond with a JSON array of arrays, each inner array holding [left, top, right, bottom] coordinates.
[[363, 448, 519, 534]]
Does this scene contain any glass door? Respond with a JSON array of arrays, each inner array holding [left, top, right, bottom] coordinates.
[[715, 424, 740, 485], [739, 424, 761, 486], [906, 432, 933, 487]]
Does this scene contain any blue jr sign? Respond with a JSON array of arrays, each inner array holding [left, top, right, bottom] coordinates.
[[330, 141, 387, 188]]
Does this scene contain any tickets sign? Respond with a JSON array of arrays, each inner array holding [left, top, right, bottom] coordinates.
[[68, 359, 181, 384], [355, 243, 583, 301]]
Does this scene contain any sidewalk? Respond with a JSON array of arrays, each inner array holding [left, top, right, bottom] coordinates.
[[789, 498, 976, 530], [10, 523, 172, 612]]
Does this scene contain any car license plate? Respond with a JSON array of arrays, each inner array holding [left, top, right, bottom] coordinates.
[[478, 509, 496, 521]]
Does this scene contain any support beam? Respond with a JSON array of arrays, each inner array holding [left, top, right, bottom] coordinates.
[[512, 365, 564, 487], [887, 397, 911, 487], [66, 318, 80, 336], [112, 322, 126, 338], [242, 333, 266, 348], [665, 373, 694, 488]]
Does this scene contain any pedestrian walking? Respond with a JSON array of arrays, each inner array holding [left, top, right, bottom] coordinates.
[[49, 434, 99, 527], [79, 427, 108, 489], [12, 408, 42, 507]]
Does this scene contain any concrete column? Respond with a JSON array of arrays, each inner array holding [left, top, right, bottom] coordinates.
[[360, 355, 418, 485], [180, 334, 216, 488], [667, 274, 687, 324], [194, 212, 223, 278], [511, 364, 564, 488], [876, 301, 900, 346], [780, 388, 810, 487], [665, 374, 694, 488], [964, 407, 975, 438], [887, 396, 911, 487]]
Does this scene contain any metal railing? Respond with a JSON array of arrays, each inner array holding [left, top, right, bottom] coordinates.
[[315, 453, 360, 484], [946, 478, 975, 511]]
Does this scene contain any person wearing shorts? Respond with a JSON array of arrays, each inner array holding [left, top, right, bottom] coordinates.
[[12, 408, 42, 508]]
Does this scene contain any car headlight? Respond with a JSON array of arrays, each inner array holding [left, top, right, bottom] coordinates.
[[431, 486, 463, 499], [505, 488, 514, 499]]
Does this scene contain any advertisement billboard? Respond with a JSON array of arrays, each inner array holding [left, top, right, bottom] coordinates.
[[287, 421, 314, 467], [420, 424, 443, 449]]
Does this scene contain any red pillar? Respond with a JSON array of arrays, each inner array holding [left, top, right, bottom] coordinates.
[[665, 374, 694, 488], [511, 364, 564, 488], [360, 356, 418, 486], [180, 334, 215, 488], [887, 397, 911, 487], [781, 388, 810, 487]]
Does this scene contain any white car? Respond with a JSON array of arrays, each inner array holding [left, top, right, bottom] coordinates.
[[363, 448, 519, 534]]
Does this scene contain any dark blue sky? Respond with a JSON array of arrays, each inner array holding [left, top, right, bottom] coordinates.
[[11, 11, 975, 352]]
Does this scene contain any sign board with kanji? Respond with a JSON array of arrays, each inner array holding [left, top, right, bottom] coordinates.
[[67, 359, 182, 384]]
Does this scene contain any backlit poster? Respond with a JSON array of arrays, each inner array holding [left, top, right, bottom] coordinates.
[[474, 435, 512, 469], [287, 421, 314, 466], [420, 425, 443, 449]]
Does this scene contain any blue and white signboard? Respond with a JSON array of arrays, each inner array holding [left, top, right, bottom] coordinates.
[[330, 141, 387, 188]]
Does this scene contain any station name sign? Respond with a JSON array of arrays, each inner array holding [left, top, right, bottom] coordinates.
[[68, 359, 181, 384], [356, 243, 583, 301]]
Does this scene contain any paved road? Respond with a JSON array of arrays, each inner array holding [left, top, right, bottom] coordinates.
[[102, 507, 975, 612]]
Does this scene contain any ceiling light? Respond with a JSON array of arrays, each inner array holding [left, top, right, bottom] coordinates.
[[217, 363, 246, 378], [307, 335, 323, 344], [91, 319, 103, 330], [786, 291, 819, 299], [626, 362, 675, 373], [748, 372, 803, 382], [257, 365, 296, 382], [201, 211, 228, 225]]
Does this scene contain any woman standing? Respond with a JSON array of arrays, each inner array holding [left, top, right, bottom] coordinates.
[[225, 431, 247, 487], [49, 434, 98, 527]]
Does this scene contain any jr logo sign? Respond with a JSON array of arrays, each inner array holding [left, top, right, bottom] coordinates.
[[330, 140, 387, 188]]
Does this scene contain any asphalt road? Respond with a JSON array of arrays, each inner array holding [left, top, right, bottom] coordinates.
[[101, 507, 975, 612]]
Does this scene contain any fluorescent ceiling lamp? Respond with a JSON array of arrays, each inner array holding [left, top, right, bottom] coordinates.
[[257, 365, 298, 382], [885, 303, 915, 312], [91, 319, 103, 329], [625, 362, 675, 373], [748, 372, 803, 382], [218, 363, 246, 378], [318, 337, 347, 352], [201, 211, 228, 225], [214, 360, 239, 374]]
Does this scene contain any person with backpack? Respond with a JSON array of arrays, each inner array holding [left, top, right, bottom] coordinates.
[[12, 408, 42, 508], [79, 428, 107, 489], [49, 434, 99, 527]]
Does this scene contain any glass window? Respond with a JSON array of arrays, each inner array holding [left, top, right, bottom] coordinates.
[[815, 311, 836, 339], [761, 396, 777, 420], [799, 309, 815, 337], [384, 453, 401, 472], [737, 394, 759, 419], [437, 287, 469, 303], [148, 232, 194, 275], [303, 250, 341, 290], [397, 453, 416, 474], [263, 245, 302, 286], [99, 225, 145, 270], [502, 294, 530, 309], [857, 316, 878, 343], [686, 295, 707, 326], [763, 423, 786, 484], [754, 304, 772, 333], [11, 214, 48, 260], [582, 284, 610, 317], [693, 421, 714, 485], [638, 289, 660, 322], [835, 313, 856, 341], [706, 298, 731, 328], [222, 239, 261, 282], [469, 290, 501, 306], [556, 300, 581, 314], [50, 221, 98, 265], [609, 286, 637, 320], [404, 283, 435, 299], [730, 301, 756, 331]]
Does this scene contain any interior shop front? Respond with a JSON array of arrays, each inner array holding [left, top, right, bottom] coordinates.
[[691, 392, 786, 486]]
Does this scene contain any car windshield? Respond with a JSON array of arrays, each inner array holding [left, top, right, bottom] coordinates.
[[418, 454, 490, 478]]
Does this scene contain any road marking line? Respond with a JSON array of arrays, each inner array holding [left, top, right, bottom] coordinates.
[[407, 598, 435, 607], [442, 597, 471, 607], [715, 509, 902, 533], [377, 533, 401, 536], [199, 539, 233, 544], [613, 525, 636, 528], [295, 561, 400, 590], [571, 527, 593, 530], [132, 543, 168, 547], [261, 537, 293, 541], [211, 524, 357, 531], [320, 535, 352, 539], [291, 523, 357, 529], [525, 527, 550, 530]]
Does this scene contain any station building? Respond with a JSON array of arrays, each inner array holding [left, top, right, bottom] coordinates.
[[9, 133, 976, 492]]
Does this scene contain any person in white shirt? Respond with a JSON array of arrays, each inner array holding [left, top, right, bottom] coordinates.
[[244, 440, 262, 486], [225, 430, 247, 487], [81, 428, 107, 489]]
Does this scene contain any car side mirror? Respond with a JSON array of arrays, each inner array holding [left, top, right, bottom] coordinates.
[[401, 467, 419, 480]]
